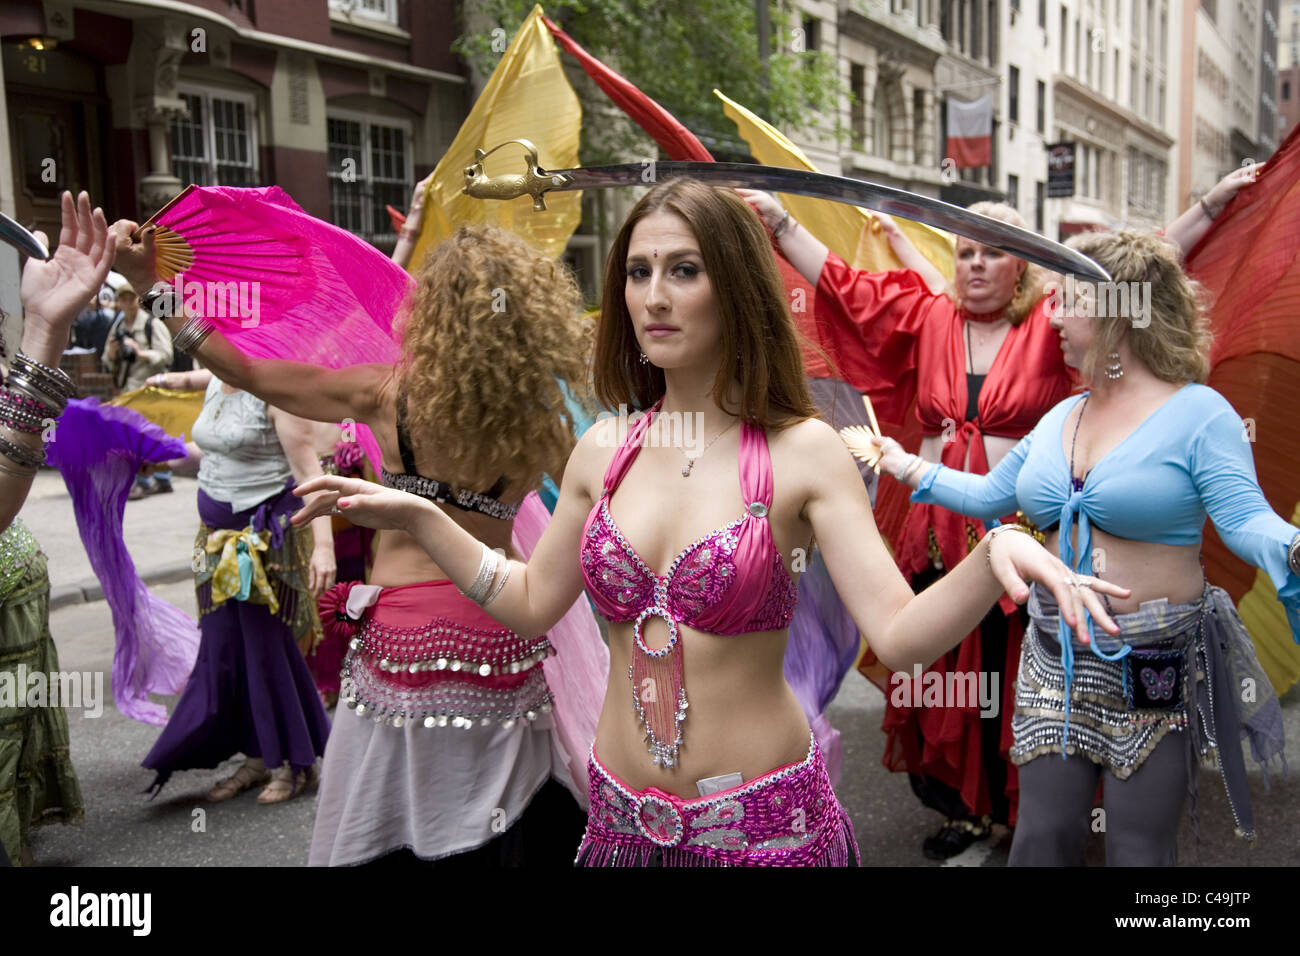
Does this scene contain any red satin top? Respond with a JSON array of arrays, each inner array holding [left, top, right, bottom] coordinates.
[[812, 251, 1073, 438]]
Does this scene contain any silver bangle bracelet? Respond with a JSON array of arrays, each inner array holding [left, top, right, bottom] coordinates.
[[173, 316, 216, 354], [0, 454, 38, 478], [0, 432, 45, 469], [1288, 533, 1300, 577], [482, 559, 512, 606], [459, 543, 499, 604], [12, 353, 74, 399]]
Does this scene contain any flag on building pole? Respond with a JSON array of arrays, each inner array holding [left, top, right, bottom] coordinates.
[[945, 94, 992, 168]]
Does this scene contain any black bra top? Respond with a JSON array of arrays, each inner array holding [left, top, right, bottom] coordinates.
[[965, 372, 986, 423], [380, 390, 519, 521]]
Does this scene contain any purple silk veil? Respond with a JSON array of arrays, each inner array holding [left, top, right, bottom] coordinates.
[[46, 398, 201, 726], [783, 551, 860, 785]]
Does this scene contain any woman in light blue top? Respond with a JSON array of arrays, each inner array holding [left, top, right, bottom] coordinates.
[[873, 230, 1299, 865]]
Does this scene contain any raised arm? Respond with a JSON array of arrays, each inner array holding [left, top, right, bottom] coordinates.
[[799, 420, 1124, 671], [108, 219, 390, 426], [289, 417, 609, 637], [737, 189, 829, 284], [1163, 164, 1261, 256], [1, 192, 113, 533]]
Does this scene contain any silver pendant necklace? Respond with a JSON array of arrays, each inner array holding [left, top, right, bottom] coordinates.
[[679, 419, 739, 477]]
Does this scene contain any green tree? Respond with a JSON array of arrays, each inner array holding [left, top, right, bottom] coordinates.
[[455, 0, 844, 163]]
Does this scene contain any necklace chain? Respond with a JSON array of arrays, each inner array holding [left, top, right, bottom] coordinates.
[[1068, 393, 1090, 490], [678, 418, 739, 477]]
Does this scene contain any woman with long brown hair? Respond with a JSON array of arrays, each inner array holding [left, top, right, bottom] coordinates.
[[112, 220, 602, 866], [290, 179, 1127, 866]]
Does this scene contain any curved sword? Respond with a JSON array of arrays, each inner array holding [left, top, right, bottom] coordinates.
[[463, 139, 1110, 281], [0, 210, 50, 260]]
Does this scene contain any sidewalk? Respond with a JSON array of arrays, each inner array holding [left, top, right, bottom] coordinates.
[[19, 469, 200, 610]]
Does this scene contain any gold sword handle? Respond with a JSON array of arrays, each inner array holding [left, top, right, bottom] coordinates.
[[462, 139, 568, 211]]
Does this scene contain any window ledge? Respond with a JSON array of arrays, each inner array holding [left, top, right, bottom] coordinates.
[[329, 8, 412, 44]]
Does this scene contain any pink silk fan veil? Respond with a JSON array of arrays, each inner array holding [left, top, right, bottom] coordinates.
[[143, 184, 410, 470]]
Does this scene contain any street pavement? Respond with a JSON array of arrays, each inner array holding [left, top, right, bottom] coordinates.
[[18, 469, 1300, 866]]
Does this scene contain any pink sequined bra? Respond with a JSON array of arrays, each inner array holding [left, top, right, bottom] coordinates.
[[579, 401, 798, 767]]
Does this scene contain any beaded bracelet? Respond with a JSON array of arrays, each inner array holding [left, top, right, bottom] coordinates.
[[0, 432, 45, 469], [5, 372, 67, 418], [772, 209, 792, 239], [1, 386, 59, 419], [0, 409, 45, 434]]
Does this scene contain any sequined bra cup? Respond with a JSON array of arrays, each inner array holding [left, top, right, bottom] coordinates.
[[380, 390, 520, 521], [579, 402, 799, 767]]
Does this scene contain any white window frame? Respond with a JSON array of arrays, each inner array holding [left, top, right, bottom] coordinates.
[[326, 108, 413, 247], [329, 0, 398, 26], [172, 85, 260, 187]]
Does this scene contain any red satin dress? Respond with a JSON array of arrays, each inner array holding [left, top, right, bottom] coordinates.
[[811, 251, 1075, 823]]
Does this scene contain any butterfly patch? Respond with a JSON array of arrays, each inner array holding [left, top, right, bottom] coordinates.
[[1125, 650, 1185, 711]]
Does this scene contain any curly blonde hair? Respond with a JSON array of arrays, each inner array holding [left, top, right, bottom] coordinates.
[[946, 201, 1048, 326], [1064, 230, 1212, 385], [397, 225, 593, 493]]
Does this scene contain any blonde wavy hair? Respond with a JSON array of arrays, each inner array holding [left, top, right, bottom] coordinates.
[[946, 201, 1048, 326], [396, 224, 593, 493], [1064, 230, 1212, 385]]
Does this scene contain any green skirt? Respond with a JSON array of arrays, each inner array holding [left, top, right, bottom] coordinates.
[[0, 543, 84, 863]]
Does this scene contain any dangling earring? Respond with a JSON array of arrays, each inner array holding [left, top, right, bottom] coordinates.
[[1104, 350, 1124, 380], [639, 351, 649, 365]]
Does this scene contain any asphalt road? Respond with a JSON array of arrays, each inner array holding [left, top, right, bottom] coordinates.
[[19, 471, 1300, 866]]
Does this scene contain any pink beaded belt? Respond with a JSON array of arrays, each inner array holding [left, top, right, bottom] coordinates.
[[337, 580, 554, 729], [576, 736, 859, 867]]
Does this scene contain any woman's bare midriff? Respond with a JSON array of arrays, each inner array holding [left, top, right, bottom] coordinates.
[[593, 621, 811, 795], [1047, 525, 1206, 614], [367, 511, 519, 587], [919, 432, 1021, 472]]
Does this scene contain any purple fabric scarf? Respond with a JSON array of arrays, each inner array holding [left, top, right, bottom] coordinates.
[[46, 398, 201, 726]]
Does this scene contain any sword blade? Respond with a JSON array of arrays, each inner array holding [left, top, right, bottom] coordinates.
[[550, 162, 1109, 281], [0, 210, 50, 260]]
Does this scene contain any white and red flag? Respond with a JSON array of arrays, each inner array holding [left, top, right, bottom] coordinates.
[[946, 94, 992, 168]]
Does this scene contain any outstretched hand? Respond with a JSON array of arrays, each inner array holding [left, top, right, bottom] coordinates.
[[986, 528, 1131, 646], [20, 192, 114, 345], [291, 475, 428, 533]]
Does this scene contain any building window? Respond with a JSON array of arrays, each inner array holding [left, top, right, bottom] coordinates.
[[1038, 0, 1046, 28], [327, 112, 412, 246], [1035, 180, 1045, 232], [1080, 146, 1090, 198], [913, 88, 927, 164], [1130, 59, 1138, 109], [802, 16, 820, 53], [972, 0, 982, 59], [1285, 80, 1292, 100], [1009, 65, 1020, 123], [1036, 79, 1045, 132], [1159, 7, 1168, 66], [851, 64, 866, 150], [329, 0, 397, 25], [1060, 7, 1068, 71], [1007, 173, 1019, 210], [872, 84, 893, 160], [1158, 81, 1166, 124], [171, 87, 259, 187], [988, 0, 998, 63]]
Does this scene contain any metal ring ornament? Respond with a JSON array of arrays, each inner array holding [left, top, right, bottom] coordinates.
[[633, 606, 680, 659]]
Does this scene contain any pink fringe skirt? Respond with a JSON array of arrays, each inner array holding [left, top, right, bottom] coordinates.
[[577, 736, 859, 867]]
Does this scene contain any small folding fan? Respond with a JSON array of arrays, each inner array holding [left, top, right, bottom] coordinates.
[[838, 394, 884, 473]]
